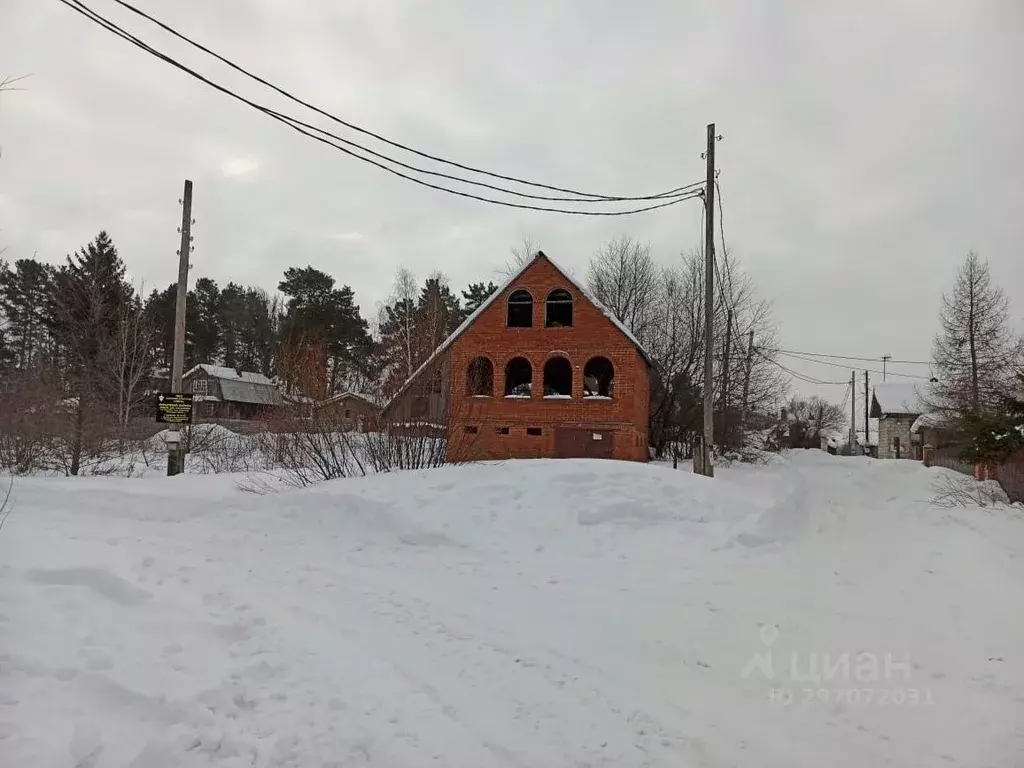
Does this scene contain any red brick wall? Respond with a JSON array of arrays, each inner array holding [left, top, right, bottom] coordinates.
[[445, 256, 649, 462]]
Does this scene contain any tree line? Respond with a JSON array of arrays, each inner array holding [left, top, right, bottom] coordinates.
[[0, 227, 798, 471]]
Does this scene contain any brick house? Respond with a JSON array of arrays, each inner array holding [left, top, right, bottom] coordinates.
[[184, 364, 281, 421], [381, 251, 651, 462], [870, 383, 926, 459], [315, 391, 383, 432]]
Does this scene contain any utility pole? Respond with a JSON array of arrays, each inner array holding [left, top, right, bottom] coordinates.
[[864, 370, 870, 453], [168, 179, 193, 476], [740, 329, 755, 431], [881, 354, 891, 381], [697, 122, 718, 477], [720, 308, 733, 448], [850, 370, 857, 454]]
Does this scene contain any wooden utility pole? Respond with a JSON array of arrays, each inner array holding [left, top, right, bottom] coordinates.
[[863, 370, 870, 452], [697, 122, 717, 477], [720, 308, 733, 447], [881, 354, 891, 381], [168, 179, 193, 476], [740, 329, 755, 430]]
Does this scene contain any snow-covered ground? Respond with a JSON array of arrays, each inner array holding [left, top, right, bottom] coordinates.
[[1, 452, 1021, 766]]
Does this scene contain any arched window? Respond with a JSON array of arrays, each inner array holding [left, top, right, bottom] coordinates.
[[505, 357, 533, 397], [583, 356, 614, 398], [507, 289, 533, 328], [466, 356, 494, 396], [545, 288, 573, 327], [543, 356, 573, 398]]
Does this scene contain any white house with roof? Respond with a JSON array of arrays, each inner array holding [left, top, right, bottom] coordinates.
[[869, 383, 927, 459]]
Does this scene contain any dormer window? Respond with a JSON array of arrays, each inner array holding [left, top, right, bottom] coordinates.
[[545, 288, 573, 327], [507, 289, 533, 328]]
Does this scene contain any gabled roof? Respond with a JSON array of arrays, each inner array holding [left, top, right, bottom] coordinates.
[[320, 391, 385, 409], [185, 364, 274, 386], [384, 251, 652, 413], [870, 383, 927, 417]]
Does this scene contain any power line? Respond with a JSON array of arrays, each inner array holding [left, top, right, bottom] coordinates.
[[60, 0, 705, 215], [776, 348, 931, 365], [100, 0, 698, 204], [776, 349, 934, 380], [755, 348, 848, 386]]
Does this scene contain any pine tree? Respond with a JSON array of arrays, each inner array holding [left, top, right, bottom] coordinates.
[[0, 257, 56, 370], [460, 281, 498, 320], [931, 251, 1021, 413], [218, 282, 247, 370], [189, 277, 222, 366], [416, 275, 461, 359]]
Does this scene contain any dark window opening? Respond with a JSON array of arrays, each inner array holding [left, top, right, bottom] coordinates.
[[545, 288, 573, 327], [466, 356, 494, 396], [542, 356, 573, 397], [465, 425, 479, 434], [344, 408, 351, 418], [495, 426, 510, 435], [527, 427, 542, 436], [505, 357, 533, 397], [583, 356, 615, 398], [412, 395, 429, 418], [507, 289, 533, 328], [430, 368, 443, 394]]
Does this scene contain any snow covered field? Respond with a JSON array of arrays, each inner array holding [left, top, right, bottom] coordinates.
[[1, 452, 1021, 766]]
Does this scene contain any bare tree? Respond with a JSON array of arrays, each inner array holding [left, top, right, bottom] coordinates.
[[931, 251, 1021, 414], [784, 395, 847, 448], [502, 234, 539, 276], [587, 236, 661, 348], [99, 286, 155, 441]]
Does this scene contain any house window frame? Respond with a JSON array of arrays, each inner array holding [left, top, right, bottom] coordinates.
[[545, 288, 574, 328], [506, 289, 534, 328], [190, 378, 208, 396]]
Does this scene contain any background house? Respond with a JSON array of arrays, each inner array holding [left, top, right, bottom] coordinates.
[[315, 391, 383, 432], [870, 383, 926, 459], [184, 364, 281, 421]]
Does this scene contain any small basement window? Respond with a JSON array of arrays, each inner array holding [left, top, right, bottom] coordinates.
[[505, 357, 533, 397], [527, 427, 542, 436], [507, 289, 533, 328], [545, 288, 573, 327], [464, 425, 479, 434], [542, 356, 573, 398], [495, 426, 510, 435]]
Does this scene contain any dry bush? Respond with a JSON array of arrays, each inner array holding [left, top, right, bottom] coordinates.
[[930, 472, 1010, 508]]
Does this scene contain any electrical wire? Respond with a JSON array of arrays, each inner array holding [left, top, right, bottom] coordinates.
[[96, 0, 699, 203], [754, 348, 848, 386], [776, 348, 932, 365], [60, 0, 705, 215], [776, 349, 934, 380]]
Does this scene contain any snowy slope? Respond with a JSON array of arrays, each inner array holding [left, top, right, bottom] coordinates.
[[1, 453, 1022, 766]]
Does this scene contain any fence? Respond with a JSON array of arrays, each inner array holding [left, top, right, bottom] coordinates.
[[994, 452, 1024, 504], [929, 445, 974, 476]]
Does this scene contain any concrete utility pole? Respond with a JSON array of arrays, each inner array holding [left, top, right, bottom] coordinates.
[[881, 354, 891, 381], [850, 370, 857, 455], [697, 122, 718, 477], [168, 179, 193, 476], [864, 370, 870, 452]]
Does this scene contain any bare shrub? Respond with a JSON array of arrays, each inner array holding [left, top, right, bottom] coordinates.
[[930, 472, 1010, 508], [0, 475, 13, 534]]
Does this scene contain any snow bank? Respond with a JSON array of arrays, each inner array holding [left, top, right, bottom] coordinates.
[[1, 453, 1022, 766]]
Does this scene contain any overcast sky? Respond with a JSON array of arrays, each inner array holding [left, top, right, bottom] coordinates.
[[3, 0, 1022, 402]]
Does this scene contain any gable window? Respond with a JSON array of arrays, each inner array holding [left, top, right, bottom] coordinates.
[[190, 378, 208, 396], [583, 356, 615, 398], [545, 288, 573, 327], [466, 356, 494, 396], [543, 356, 573, 398], [507, 289, 533, 328], [505, 357, 533, 397]]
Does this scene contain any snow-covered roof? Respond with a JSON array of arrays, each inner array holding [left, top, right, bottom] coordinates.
[[383, 251, 652, 413], [320, 391, 385, 409], [910, 411, 953, 434], [871, 383, 927, 417], [184, 364, 274, 386]]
